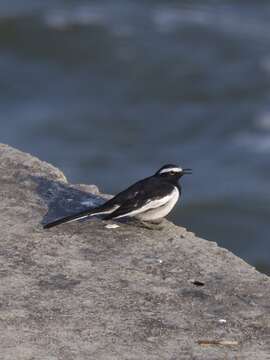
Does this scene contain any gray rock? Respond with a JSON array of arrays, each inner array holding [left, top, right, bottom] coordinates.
[[0, 143, 269, 360]]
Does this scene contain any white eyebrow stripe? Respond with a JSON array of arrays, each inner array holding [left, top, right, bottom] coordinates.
[[159, 167, 182, 174]]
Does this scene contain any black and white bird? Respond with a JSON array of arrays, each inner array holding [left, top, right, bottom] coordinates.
[[43, 164, 192, 229]]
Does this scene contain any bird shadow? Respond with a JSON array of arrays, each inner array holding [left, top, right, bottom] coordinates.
[[31, 176, 107, 227]]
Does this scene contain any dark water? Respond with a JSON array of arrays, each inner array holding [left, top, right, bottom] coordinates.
[[1, 1, 270, 273]]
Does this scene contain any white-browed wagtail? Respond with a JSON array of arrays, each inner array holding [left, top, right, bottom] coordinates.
[[43, 164, 192, 229]]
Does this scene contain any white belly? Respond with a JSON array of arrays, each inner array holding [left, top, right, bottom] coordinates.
[[135, 187, 179, 221]]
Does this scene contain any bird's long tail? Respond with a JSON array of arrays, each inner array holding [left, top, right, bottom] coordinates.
[[43, 208, 96, 229], [43, 200, 120, 229]]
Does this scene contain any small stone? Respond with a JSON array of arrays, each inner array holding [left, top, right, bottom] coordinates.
[[105, 224, 120, 229]]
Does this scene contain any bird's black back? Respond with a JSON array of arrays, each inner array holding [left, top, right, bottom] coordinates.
[[108, 175, 179, 205]]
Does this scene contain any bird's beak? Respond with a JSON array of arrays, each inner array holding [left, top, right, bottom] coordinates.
[[182, 168, 192, 175]]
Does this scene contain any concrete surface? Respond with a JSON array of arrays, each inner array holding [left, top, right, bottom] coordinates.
[[0, 143, 269, 360]]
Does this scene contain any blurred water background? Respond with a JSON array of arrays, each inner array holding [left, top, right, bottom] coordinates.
[[1, 0, 270, 273]]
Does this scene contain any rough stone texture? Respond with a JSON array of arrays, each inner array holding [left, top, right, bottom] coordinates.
[[0, 143, 270, 360]]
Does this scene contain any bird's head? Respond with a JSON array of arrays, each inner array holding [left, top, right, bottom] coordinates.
[[155, 164, 192, 182]]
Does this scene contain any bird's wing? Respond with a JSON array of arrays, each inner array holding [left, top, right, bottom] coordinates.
[[104, 180, 175, 220]]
